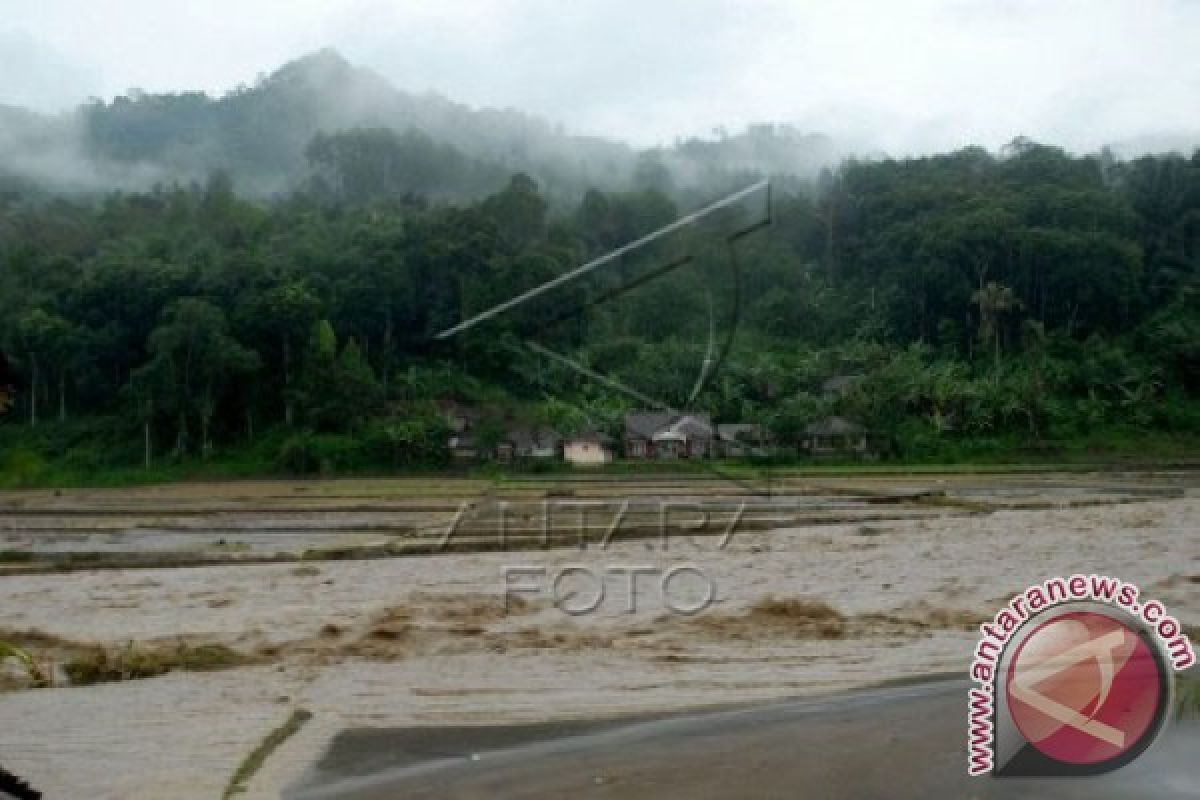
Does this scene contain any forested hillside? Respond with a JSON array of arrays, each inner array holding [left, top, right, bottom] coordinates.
[[0, 49, 840, 202], [0, 56, 1197, 482]]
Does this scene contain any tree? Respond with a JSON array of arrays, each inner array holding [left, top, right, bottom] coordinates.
[[298, 323, 382, 432], [0, 351, 14, 416], [139, 299, 259, 457], [971, 282, 1022, 370], [251, 281, 321, 426], [13, 310, 75, 425], [305, 127, 501, 203], [632, 152, 674, 195], [0, 130, 1195, 470], [481, 173, 547, 251]]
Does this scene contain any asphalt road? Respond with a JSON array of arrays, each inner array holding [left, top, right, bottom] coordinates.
[[286, 678, 1198, 799]]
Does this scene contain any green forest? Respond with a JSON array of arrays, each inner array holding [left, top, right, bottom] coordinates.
[[1, 122, 1198, 483]]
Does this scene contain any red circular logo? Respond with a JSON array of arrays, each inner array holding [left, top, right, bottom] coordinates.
[[1005, 611, 1164, 766]]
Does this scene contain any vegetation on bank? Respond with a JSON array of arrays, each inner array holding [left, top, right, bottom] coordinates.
[[1, 136, 1198, 484], [63, 642, 250, 685], [222, 709, 313, 800], [0, 630, 250, 689], [1179, 673, 1200, 720], [0, 422, 1197, 490]]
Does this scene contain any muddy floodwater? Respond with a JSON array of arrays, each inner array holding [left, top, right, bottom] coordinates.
[[0, 471, 1196, 798]]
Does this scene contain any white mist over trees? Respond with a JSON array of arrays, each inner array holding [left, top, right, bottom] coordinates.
[[0, 51, 846, 200]]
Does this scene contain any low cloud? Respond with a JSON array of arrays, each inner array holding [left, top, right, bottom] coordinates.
[[3, 0, 1199, 155]]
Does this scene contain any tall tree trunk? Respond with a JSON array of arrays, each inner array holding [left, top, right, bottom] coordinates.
[[965, 310, 973, 362], [144, 421, 152, 469], [201, 386, 212, 458], [283, 336, 294, 426], [824, 204, 837, 282], [58, 372, 66, 422], [28, 357, 37, 426], [382, 315, 393, 389], [176, 413, 188, 456]]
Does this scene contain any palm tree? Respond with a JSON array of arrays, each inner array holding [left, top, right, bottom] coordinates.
[[971, 282, 1023, 370]]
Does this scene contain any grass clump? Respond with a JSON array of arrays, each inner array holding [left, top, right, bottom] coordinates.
[[751, 596, 844, 622], [63, 641, 248, 685], [748, 596, 847, 638], [1178, 674, 1200, 720], [223, 708, 313, 798], [0, 641, 51, 688]]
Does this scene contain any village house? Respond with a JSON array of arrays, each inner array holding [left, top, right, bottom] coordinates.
[[438, 398, 482, 435], [716, 423, 770, 458], [563, 430, 615, 466], [800, 416, 878, 458], [447, 430, 480, 462], [496, 426, 562, 462], [623, 411, 714, 459], [438, 399, 485, 462], [438, 399, 769, 465]]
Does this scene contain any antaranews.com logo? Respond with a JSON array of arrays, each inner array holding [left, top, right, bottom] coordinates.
[[967, 574, 1194, 777]]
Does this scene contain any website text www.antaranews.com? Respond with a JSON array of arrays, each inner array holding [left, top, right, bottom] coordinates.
[[966, 573, 1195, 776]]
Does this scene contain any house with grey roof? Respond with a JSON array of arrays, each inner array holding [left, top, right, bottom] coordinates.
[[716, 423, 770, 458], [495, 425, 562, 462], [439, 399, 487, 461], [800, 416, 879, 458], [623, 411, 714, 459], [447, 431, 480, 462]]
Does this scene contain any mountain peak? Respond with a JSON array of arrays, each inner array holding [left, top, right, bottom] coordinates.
[[271, 48, 355, 83]]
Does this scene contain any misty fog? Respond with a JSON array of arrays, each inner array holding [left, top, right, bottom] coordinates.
[[2, 1, 1198, 200]]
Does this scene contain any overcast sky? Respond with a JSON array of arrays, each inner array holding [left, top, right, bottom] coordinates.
[[4, 0, 1199, 153]]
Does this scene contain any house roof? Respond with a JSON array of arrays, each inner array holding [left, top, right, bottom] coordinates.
[[716, 423, 764, 442], [505, 426, 562, 450], [669, 415, 714, 439], [804, 416, 867, 436], [624, 411, 713, 440]]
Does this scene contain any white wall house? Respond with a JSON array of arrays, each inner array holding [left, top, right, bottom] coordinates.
[[563, 431, 614, 466]]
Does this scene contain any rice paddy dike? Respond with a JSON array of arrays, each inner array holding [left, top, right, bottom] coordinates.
[[0, 471, 1187, 571]]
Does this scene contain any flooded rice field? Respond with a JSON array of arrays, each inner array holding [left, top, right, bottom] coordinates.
[[0, 470, 1196, 798], [0, 471, 1188, 565]]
